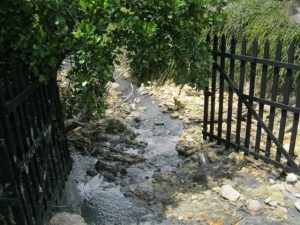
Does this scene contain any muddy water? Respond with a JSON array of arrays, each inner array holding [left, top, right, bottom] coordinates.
[[59, 76, 184, 225]]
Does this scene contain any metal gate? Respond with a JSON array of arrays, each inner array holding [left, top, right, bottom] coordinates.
[[0, 69, 72, 225], [203, 35, 300, 174]]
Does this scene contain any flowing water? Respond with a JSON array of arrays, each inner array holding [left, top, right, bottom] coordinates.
[[59, 76, 184, 225]]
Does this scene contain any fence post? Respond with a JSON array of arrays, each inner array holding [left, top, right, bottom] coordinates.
[[265, 41, 282, 158], [276, 42, 295, 162], [209, 34, 218, 141], [244, 39, 258, 155], [226, 36, 237, 147], [235, 38, 247, 151], [217, 35, 226, 143]]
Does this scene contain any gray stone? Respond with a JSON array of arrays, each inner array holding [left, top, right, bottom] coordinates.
[[111, 82, 120, 90], [170, 112, 179, 119], [294, 200, 300, 212], [134, 180, 154, 200], [246, 199, 263, 212], [286, 173, 298, 184], [220, 184, 240, 201], [295, 193, 300, 199], [49, 213, 87, 225], [154, 120, 164, 126], [86, 169, 98, 177], [132, 112, 142, 123], [178, 216, 184, 221], [265, 197, 278, 207]]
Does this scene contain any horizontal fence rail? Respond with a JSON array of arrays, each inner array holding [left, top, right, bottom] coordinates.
[[0, 69, 72, 225], [203, 34, 300, 174]]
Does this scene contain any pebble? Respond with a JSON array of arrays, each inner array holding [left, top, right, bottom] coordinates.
[[264, 197, 278, 207], [86, 169, 98, 177], [286, 173, 298, 184], [295, 193, 300, 199], [111, 83, 120, 90], [220, 184, 241, 201], [269, 179, 276, 184], [178, 216, 184, 221], [138, 107, 147, 112], [294, 200, 300, 212], [246, 199, 263, 212], [212, 186, 221, 193], [191, 195, 198, 200], [154, 120, 164, 126], [134, 98, 141, 104], [170, 112, 179, 119], [207, 151, 220, 163]]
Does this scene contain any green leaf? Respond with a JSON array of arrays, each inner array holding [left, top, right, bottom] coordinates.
[[79, 0, 87, 11]]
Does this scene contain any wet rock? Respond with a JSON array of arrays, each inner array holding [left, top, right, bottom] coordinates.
[[207, 151, 220, 163], [49, 212, 87, 225], [102, 171, 116, 182], [220, 184, 240, 201], [170, 112, 179, 119], [86, 169, 98, 177], [95, 160, 119, 176], [108, 135, 121, 145], [294, 200, 300, 212], [134, 180, 154, 201], [154, 120, 164, 126], [246, 199, 263, 213], [132, 112, 142, 123], [286, 173, 298, 185]]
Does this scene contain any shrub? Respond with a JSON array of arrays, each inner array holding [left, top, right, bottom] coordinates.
[[1, 0, 226, 114]]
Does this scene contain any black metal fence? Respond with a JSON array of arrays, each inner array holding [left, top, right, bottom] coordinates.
[[203, 35, 300, 174], [0, 69, 72, 225]]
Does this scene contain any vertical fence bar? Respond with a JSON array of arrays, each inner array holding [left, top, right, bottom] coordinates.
[[14, 70, 39, 220], [254, 40, 270, 159], [289, 73, 300, 160], [226, 36, 236, 146], [5, 74, 35, 225], [217, 35, 226, 143], [203, 34, 211, 140], [209, 34, 218, 140], [244, 40, 258, 154], [235, 38, 247, 151], [276, 42, 295, 162], [265, 41, 282, 158]]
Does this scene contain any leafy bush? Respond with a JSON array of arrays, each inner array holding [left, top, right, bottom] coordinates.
[[1, 0, 226, 114]]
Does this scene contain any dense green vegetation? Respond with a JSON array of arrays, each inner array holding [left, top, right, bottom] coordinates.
[[1, 0, 226, 113], [217, 0, 300, 89], [221, 0, 300, 45]]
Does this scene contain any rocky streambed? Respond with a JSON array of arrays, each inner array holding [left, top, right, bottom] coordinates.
[[50, 74, 300, 225]]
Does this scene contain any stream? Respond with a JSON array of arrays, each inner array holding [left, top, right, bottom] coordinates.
[[58, 75, 184, 225]]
